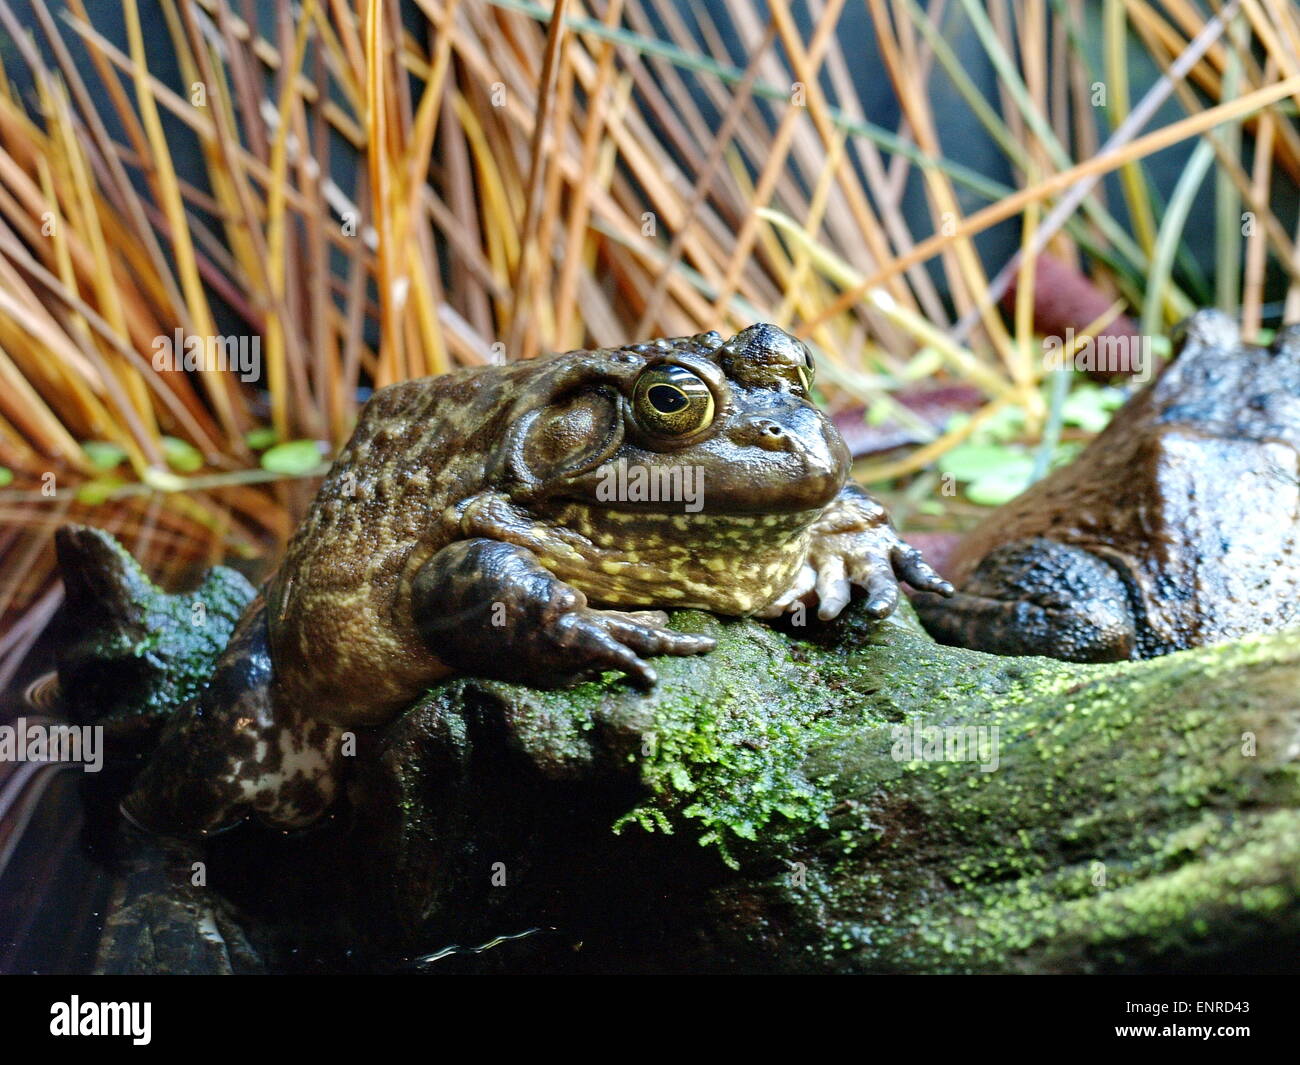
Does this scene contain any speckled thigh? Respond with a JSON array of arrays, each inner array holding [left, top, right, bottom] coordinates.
[[123, 599, 344, 837]]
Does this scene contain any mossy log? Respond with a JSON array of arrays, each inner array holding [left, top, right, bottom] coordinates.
[[343, 603, 1300, 973], [63, 532, 1300, 973]]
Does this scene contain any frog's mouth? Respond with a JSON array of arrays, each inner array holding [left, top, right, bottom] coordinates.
[[542, 435, 846, 516], [567, 455, 715, 517]]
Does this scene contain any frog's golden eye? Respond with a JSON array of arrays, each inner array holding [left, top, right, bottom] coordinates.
[[797, 349, 815, 393], [633, 365, 715, 435]]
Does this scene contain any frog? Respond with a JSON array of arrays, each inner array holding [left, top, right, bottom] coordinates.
[[109, 323, 951, 837], [913, 310, 1300, 661]]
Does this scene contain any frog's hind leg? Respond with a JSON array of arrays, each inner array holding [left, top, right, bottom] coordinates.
[[122, 599, 343, 838], [912, 537, 1140, 662]]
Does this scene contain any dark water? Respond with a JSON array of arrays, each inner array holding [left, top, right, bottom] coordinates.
[[0, 751, 114, 974]]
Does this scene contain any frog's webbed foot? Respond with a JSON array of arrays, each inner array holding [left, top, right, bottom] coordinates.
[[913, 537, 1140, 661], [760, 484, 953, 621], [413, 538, 715, 689]]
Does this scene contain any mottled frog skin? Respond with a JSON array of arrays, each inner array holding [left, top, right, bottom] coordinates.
[[121, 324, 950, 836], [915, 310, 1300, 661]]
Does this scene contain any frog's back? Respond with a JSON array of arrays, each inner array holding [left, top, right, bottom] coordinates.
[[947, 314, 1300, 651], [1135, 323, 1300, 648], [265, 365, 532, 724]]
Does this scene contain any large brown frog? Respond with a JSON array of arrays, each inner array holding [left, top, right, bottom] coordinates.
[[914, 310, 1300, 661], [112, 324, 950, 836]]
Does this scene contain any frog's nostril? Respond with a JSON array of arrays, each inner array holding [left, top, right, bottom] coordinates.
[[748, 419, 790, 451]]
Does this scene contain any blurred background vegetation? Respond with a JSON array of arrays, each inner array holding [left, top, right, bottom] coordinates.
[[0, 0, 1297, 693]]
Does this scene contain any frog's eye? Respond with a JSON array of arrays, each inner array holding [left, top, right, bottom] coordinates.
[[797, 349, 815, 393], [632, 365, 715, 435]]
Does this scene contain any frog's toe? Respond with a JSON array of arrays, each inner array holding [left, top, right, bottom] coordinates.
[[591, 610, 716, 659], [758, 562, 817, 617], [856, 565, 900, 618], [614, 608, 671, 628], [555, 609, 715, 688], [552, 612, 651, 684], [892, 545, 954, 597], [813, 557, 851, 620]]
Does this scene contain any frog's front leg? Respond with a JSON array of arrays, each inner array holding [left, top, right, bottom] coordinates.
[[760, 483, 953, 620], [911, 537, 1139, 661], [412, 538, 717, 688]]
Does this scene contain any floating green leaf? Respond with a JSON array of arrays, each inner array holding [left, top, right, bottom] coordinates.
[[938, 442, 1030, 483], [940, 442, 1037, 507], [245, 426, 279, 451], [1062, 385, 1125, 434], [82, 441, 127, 470], [76, 477, 124, 505], [964, 466, 1035, 506], [260, 440, 325, 475], [161, 436, 203, 473]]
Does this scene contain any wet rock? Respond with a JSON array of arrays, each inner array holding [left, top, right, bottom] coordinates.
[[54, 525, 255, 744]]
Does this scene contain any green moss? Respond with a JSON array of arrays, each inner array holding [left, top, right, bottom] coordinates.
[[726, 626, 1300, 971], [607, 606, 1066, 864]]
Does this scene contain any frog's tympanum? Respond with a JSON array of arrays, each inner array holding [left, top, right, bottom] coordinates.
[[914, 310, 1300, 661], [103, 324, 949, 836]]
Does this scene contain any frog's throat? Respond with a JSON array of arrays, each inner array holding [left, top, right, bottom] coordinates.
[[457, 493, 819, 616]]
